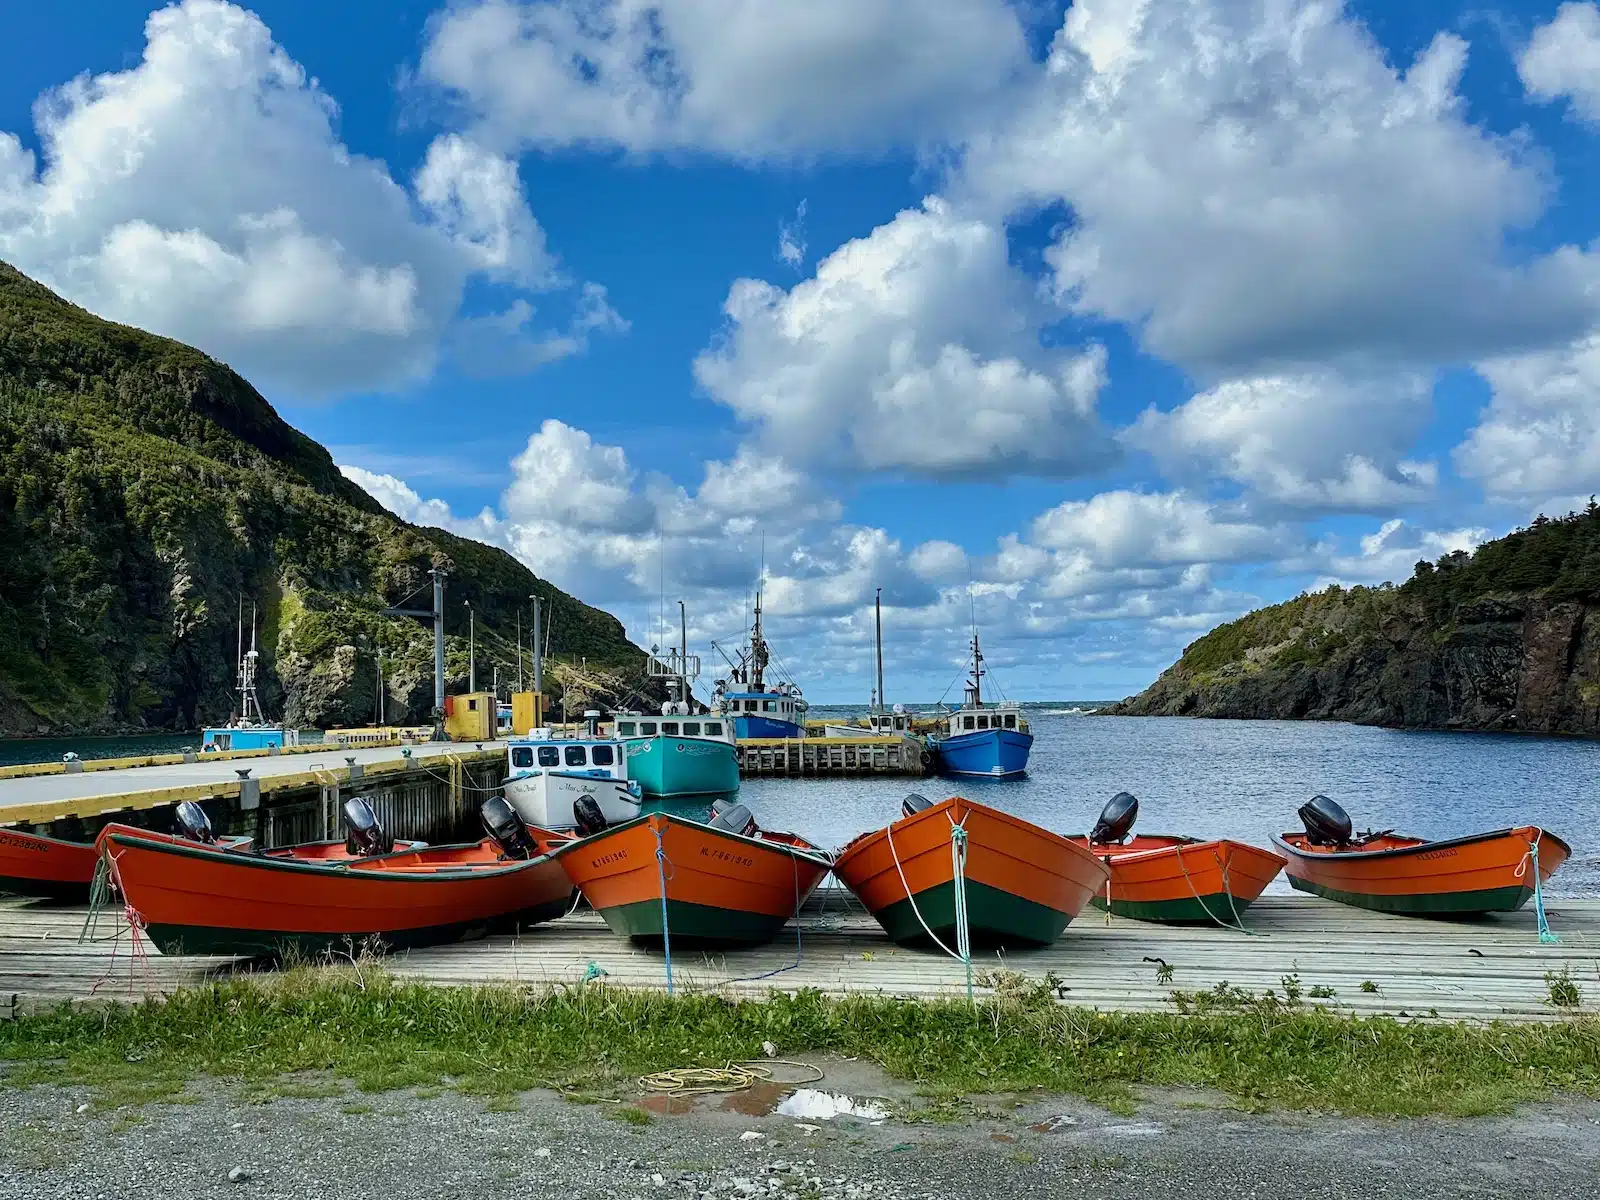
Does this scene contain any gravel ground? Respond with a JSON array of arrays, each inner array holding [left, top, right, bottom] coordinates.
[[3, 1061, 1598, 1199]]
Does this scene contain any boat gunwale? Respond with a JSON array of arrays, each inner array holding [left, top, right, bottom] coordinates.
[[101, 828, 553, 883], [1270, 825, 1571, 865], [836, 795, 1103, 868], [1079, 835, 1288, 868], [543, 811, 835, 871]]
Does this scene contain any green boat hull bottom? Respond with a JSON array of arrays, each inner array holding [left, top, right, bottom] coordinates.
[[1286, 875, 1535, 917], [871, 878, 1072, 949]]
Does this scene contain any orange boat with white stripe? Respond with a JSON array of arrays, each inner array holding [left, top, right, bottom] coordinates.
[[1272, 795, 1570, 917], [833, 794, 1109, 948]]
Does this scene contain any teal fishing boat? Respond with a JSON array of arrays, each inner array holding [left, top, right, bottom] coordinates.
[[613, 602, 740, 798]]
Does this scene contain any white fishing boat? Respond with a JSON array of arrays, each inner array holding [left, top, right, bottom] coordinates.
[[502, 724, 641, 831]]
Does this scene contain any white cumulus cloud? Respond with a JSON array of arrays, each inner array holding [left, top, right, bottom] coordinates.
[[957, 0, 1594, 375], [1520, 2, 1600, 124], [694, 197, 1115, 480], [0, 0, 611, 394], [418, 0, 1030, 159]]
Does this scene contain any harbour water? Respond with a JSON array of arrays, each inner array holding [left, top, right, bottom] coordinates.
[[0, 731, 324, 767], [3, 708, 1593, 895], [739, 705, 1600, 898]]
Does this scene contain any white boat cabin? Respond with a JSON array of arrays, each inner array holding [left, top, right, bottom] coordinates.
[[945, 702, 1027, 738], [505, 734, 627, 780], [614, 715, 733, 744]]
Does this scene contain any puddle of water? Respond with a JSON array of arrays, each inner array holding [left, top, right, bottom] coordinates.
[[718, 1081, 787, 1116], [1105, 1123, 1164, 1138], [1030, 1115, 1079, 1133], [640, 1095, 695, 1115], [774, 1089, 889, 1121]]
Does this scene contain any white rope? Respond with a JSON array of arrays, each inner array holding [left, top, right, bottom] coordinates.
[[885, 811, 974, 1000], [1171, 841, 1254, 935]]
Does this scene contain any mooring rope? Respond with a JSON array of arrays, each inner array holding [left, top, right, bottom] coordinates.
[[725, 845, 804, 985], [885, 811, 973, 1001], [1171, 841, 1256, 936], [654, 823, 675, 993], [1515, 833, 1560, 944]]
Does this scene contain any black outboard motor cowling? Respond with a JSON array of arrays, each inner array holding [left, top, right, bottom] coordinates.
[[573, 795, 608, 837], [1299, 795, 1353, 847], [174, 800, 216, 844], [481, 796, 534, 860], [900, 793, 933, 818], [343, 797, 393, 857], [707, 802, 758, 838], [1091, 792, 1139, 844]]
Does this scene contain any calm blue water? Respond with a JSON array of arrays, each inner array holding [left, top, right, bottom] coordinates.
[[0, 732, 324, 767], [736, 707, 1600, 898]]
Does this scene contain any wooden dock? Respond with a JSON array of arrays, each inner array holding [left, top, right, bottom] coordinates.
[[4, 893, 1594, 1024], [736, 735, 929, 777]]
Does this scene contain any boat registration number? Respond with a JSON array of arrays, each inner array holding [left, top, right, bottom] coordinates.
[[1416, 847, 1460, 861], [701, 847, 754, 868]]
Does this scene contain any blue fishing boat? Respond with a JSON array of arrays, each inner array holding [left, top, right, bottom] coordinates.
[[202, 600, 298, 753], [930, 631, 1031, 779], [711, 593, 808, 739]]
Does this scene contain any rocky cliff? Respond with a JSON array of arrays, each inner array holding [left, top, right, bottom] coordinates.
[[1106, 508, 1600, 734], [0, 261, 653, 736]]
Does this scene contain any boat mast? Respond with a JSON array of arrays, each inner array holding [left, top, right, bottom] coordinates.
[[679, 599, 689, 709], [750, 592, 768, 691], [874, 587, 884, 714]]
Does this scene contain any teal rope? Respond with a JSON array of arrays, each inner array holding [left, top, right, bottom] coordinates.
[[1529, 837, 1560, 945], [654, 825, 675, 993]]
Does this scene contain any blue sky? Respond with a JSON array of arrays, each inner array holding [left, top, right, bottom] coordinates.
[[5, 0, 1600, 704]]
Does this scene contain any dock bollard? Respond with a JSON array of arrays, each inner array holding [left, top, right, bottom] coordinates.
[[345, 756, 363, 780], [236, 768, 260, 811]]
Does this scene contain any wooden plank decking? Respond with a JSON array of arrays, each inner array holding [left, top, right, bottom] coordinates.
[[3, 893, 1596, 1023]]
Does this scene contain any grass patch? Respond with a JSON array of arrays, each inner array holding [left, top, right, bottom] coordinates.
[[606, 1104, 652, 1126], [1, 968, 1598, 1118]]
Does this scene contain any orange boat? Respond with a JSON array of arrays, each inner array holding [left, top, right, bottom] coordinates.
[[1066, 792, 1286, 924], [833, 794, 1110, 948], [3, 802, 253, 901], [99, 798, 571, 957], [1272, 795, 1571, 917], [0, 827, 103, 900], [548, 804, 832, 945]]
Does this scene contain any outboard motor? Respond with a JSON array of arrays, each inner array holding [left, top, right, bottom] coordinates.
[[343, 797, 393, 857], [710, 797, 735, 816], [573, 795, 609, 837], [174, 800, 216, 844], [707, 802, 758, 838], [481, 796, 534, 860], [1298, 795, 1353, 847], [1091, 792, 1139, 844], [900, 793, 933, 818]]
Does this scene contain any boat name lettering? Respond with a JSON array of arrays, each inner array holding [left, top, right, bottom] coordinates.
[[1416, 847, 1460, 861], [700, 847, 754, 867], [589, 850, 629, 868], [0, 832, 47, 853]]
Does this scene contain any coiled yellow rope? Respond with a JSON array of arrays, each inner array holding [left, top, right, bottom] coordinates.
[[637, 1060, 823, 1096]]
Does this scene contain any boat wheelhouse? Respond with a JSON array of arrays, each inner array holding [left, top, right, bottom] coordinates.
[[502, 728, 641, 831], [613, 711, 739, 798], [711, 592, 808, 739], [930, 632, 1032, 779]]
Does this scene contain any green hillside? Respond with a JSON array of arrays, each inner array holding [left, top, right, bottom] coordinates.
[[0, 261, 651, 735]]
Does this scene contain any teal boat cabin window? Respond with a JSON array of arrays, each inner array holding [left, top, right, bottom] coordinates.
[[537, 746, 560, 767], [763, 700, 777, 712], [661, 722, 679, 734], [683, 722, 700, 735], [704, 722, 722, 736], [565, 745, 587, 766], [511, 747, 534, 768], [617, 721, 636, 736], [640, 721, 657, 735], [591, 744, 614, 766]]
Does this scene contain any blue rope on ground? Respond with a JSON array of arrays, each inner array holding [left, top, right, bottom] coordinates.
[[725, 849, 804, 985], [654, 825, 675, 993]]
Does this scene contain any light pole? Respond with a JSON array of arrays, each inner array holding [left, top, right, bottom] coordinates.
[[465, 600, 476, 693]]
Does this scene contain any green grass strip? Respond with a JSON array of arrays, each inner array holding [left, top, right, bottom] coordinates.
[[2, 969, 1598, 1118]]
